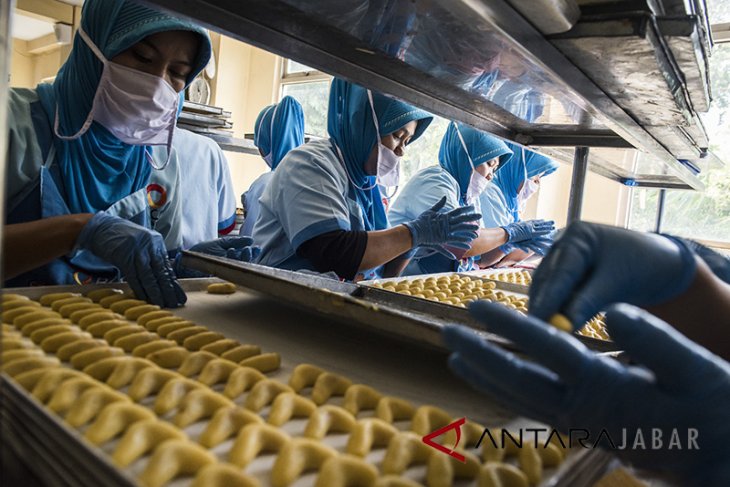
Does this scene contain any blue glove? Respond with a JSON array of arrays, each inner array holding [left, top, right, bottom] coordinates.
[[529, 222, 697, 330], [514, 233, 555, 256], [443, 302, 730, 485], [175, 237, 261, 278], [502, 219, 554, 243], [76, 212, 186, 308], [189, 236, 260, 262], [671, 235, 730, 285], [403, 196, 480, 252]]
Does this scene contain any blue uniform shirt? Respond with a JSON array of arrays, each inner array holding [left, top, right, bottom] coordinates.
[[253, 138, 383, 278], [389, 166, 478, 275]]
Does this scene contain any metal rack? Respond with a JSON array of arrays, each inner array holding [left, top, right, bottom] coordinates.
[[137, 0, 718, 209]]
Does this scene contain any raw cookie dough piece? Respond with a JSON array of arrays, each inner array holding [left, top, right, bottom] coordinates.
[[190, 464, 259, 487], [111, 419, 187, 468], [198, 406, 262, 448], [86, 288, 124, 302], [270, 438, 337, 487], [138, 439, 216, 487], [207, 282, 237, 294], [549, 314, 572, 332]]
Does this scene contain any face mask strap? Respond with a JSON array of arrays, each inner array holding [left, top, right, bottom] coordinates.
[[366, 90, 382, 142], [456, 124, 486, 203], [77, 27, 107, 66], [52, 26, 105, 141], [333, 143, 377, 191]]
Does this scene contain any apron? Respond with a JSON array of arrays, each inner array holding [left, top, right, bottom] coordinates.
[[6, 144, 150, 287]]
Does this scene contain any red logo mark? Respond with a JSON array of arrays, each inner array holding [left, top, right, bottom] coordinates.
[[421, 417, 466, 462]]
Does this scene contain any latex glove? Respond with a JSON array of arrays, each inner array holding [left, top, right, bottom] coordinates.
[[189, 236, 260, 262], [529, 221, 697, 330], [76, 212, 186, 308], [502, 219, 555, 243], [515, 234, 554, 256], [175, 237, 261, 278], [403, 196, 480, 251], [443, 302, 730, 485], [672, 235, 730, 285]]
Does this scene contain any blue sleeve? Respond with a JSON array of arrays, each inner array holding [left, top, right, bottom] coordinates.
[[213, 146, 237, 235], [275, 149, 352, 250], [480, 184, 513, 228], [389, 168, 460, 226]]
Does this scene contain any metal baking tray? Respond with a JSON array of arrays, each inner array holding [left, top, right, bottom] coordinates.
[[1, 376, 136, 487], [0, 274, 624, 487], [2, 281, 617, 487], [358, 273, 614, 353], [181, 253, 617, 353]]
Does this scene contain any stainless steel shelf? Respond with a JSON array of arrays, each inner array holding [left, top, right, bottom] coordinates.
[[139, 0, 710, 190]]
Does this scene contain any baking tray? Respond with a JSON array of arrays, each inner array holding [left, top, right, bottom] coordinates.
[[358, 272, 614, 353], [180, 253, 617, 353], [178, 253, 516, 352], [2, 281, 620, 487], [1, 376, 137, 487]]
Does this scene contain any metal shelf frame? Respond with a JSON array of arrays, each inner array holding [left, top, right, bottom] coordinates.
[[138, 0, 704, 193]]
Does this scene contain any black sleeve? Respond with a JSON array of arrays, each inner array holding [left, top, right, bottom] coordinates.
[[296, 230, 368, 280]]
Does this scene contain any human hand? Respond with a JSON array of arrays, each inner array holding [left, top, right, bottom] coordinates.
[[515, 233, 555, 256], [189, 236, 260, 262], [76, 212, 186, 308], [529, 222, 697, 330], [502, 219, 555, 243], [443, 301, 730, 485], [404, 196, 480, 251]]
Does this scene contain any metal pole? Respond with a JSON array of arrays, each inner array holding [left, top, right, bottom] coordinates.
[[655, 189, 666, 233], [0, 0, 14, 283], [567, 146, 589, 224]]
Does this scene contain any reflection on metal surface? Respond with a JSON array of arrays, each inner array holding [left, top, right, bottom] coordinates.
[[137, 0, 708, 189], [506, 0, 580, 35], [0, 0, 13, 282]]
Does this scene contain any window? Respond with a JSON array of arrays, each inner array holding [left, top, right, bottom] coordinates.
[[279, 59, 450, 189], [629, 1, 730, 244], [280, 60, 331, 137]]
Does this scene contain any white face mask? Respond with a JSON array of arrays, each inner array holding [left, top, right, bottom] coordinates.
[[367, 90, 401, 189], [517, 177, 540, 212], [54, 27, 180, 170], [455, 124, 490, 205]]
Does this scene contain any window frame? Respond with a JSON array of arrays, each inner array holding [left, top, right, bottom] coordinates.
[[278, 59, 332, 98], [632, 19, 729, 246]]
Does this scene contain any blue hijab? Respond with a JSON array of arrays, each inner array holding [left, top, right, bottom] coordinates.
[[327, 78, 432, 230], [36, 0, 211, 215], [438, 122, 512, 205], [494, 142, 558, 220], [254, 96, 305, 170]]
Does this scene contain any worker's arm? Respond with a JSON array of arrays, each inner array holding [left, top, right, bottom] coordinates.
[[647, 258, 730, 360], [528, 221, 730, 360], [360, 225, 414, 271], [2, 214, 93, 279], [495, 248, 533, 267], [463, 228, 508, 257]]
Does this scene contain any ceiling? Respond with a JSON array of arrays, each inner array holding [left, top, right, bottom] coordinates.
[[12, 12, 56, 41]]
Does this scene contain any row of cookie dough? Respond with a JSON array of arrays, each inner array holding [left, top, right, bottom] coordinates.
[[4, 291, 569, 487]]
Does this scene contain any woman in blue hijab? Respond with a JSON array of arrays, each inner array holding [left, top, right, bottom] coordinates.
[[4, 0, 211, 307], [480, 142, 559, 267], [240, 96, 305, 237], [390, 122, 552, 275], [253, 79, 482, 281]]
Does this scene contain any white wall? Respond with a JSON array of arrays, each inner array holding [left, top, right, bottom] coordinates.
[[210, 34, 280, 201], [524, 155, 631, 229]]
